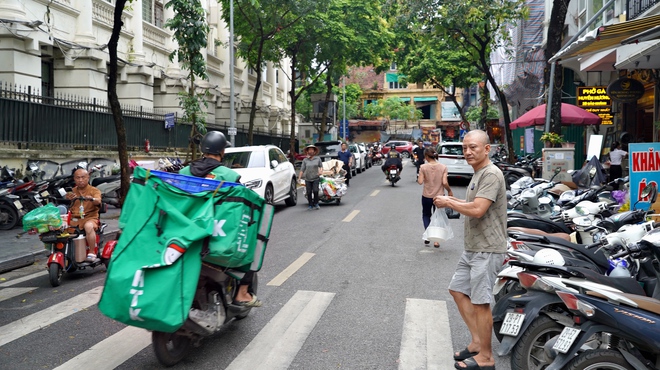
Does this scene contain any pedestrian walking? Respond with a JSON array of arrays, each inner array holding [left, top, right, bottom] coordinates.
[[433, 130, 506, 370], [413, 139, 425, 178], [417, 148, 452, 247], [337, 142, 353, 187], [299, 145, 323, 210], [608, 141, 627, 190]]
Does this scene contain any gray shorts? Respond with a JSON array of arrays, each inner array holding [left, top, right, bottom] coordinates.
[[448, 251, 505, 305]]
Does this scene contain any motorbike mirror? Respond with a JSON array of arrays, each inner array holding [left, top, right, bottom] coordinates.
[[575, 205, 590, 216], [640, 183, 656, 199]]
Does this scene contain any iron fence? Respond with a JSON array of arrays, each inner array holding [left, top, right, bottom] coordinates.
[[627, 0, 658, 19], [0, 82, 293, 153]]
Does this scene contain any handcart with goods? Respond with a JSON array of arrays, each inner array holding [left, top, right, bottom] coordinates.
[[301, 159, 348, 205]]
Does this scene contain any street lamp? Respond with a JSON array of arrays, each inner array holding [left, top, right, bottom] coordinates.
[[229, 0, 236, 146]]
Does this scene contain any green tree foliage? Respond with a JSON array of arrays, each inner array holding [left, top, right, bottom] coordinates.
[[465, 104, 499, 126], [406, 0, 527, 162], [166, 0, 210, 160], [391, 7, 481, 129], [364, 97, 422, 125], [219, 0, 319, 145]]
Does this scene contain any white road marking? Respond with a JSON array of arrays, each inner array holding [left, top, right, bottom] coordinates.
[[0, 271, 47, 287], [370, 190, 380, 196], [342, 210, 360, 222], [267, 252, 315, 286], [398, 298, 454, 370], [53, 326, 151, 370], [0, 287, 37, 302], [226, 290, 335, 370], [0, 286, 103, 347]]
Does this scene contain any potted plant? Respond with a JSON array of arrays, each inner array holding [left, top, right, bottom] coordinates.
[[540, 132, 564, 147]]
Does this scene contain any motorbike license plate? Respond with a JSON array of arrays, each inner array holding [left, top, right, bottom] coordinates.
[[13, 200, 23, 210], [552, 327, 581, 353], [41, 190, 50, 197], [390, 170, 397, 174], [499, 312, 525, 336], [34, 194, 42, 202]]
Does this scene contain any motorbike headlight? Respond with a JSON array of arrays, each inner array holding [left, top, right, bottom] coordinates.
[[243, 179, 263, 189]]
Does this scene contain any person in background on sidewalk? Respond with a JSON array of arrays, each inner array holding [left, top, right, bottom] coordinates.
[[180, 131, 262, 307], [66, 169, 102, 261], [413, 139, 425, 178], [418, 148, 452, 248], [299, 145, 323, 210], [608, 141, 627, 190], [337, 142, 353, 187], [433, 130, 506, 370]]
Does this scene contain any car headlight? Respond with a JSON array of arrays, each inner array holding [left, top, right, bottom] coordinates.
[[243, 179, 263, 189]]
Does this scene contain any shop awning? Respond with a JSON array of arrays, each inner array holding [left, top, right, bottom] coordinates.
[[399, 97, 411, 102], [413, 96, 438, 102], [622, 24, 660, 44], [348, 120, 385, 127], [550, 14, 660, 62], [386, 73, 400, 82], [615, 40, 660, 69]]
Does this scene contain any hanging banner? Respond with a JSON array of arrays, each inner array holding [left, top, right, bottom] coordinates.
[[629, 143, 660, 211], [577, 86, 612, 125]]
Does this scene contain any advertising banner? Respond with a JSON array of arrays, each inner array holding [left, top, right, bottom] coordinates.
[[629, 143, 660, 211]]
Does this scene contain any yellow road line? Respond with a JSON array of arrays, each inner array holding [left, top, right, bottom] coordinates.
[[342, 210, 360, 222], [267, 252, 315, 286]]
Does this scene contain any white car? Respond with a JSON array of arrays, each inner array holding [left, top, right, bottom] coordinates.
[[349, 143, 367, 173], [222, 145, 297, 206], [436, 142, 474, 179]]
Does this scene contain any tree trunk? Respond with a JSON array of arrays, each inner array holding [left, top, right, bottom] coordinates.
[[479, 83, 489, 130], [545, 0, 570, 134], [247, 43, 265, 145], [189, 72, 199, 160], [481, 54, 515, 163], [108, 0, 130, 204], [320, 70, 333, 137]]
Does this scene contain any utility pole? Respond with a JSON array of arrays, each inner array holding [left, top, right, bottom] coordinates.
[[343, 76, 346, 141], [228, 0, 236, 145]]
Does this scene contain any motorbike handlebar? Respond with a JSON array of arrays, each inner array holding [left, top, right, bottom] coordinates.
[[610, 248, 630, 259], [585, 241, 601, 249]]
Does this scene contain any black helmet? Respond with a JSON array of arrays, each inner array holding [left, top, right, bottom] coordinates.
[[200, 131, 227, 155], [390, 143, 396, 150]]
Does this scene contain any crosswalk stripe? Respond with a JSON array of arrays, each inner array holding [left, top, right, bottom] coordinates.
[[0, 286, 103, 347], [0, 271, 47, 287], [226, 290, 335, 370], [398, 298, 454, 370], [0, 287, 37, 302], [53, 326, 151, 370]]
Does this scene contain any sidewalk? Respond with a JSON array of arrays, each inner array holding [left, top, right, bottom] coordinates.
[[0, 208, 122, 274]]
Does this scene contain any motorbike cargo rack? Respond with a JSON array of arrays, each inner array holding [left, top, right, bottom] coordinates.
[[144, 170, 242, 194]]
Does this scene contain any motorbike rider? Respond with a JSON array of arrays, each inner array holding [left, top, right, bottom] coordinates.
[[179, 131, 262, 307], [381, 143, 403, 180], [65, 168, 102, 261], [413, 140, 425, 178]]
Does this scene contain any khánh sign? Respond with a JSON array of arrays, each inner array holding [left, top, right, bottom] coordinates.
[[577, 86, 612, 125]]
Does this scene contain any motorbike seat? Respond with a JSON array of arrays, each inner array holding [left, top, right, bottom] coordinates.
[[91, 175, 120, 187], [587, 291, 660, 314], [565, 266, 647, 296]]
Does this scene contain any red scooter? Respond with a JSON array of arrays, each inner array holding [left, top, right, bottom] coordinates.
[[37, 198, 116, 286]]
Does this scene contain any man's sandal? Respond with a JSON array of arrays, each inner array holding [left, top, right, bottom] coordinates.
[[453, 348, 478, 361]]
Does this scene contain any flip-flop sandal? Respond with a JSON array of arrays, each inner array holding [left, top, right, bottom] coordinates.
[[453, 348, 478, 361], [454, 356, 495, 370], [234, 294, 262, 307], [424, 240, 430, 245]]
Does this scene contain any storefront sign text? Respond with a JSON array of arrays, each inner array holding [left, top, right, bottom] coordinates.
[[577, 86, 612, 125], [607, 77, 645, 103]]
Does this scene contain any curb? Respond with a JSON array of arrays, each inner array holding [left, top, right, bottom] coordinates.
[[0, 229, 120, 274]]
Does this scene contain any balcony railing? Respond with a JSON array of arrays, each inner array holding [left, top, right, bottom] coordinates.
[[627, 0, 658, 19]]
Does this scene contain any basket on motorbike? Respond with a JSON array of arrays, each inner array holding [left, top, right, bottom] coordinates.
[[22, 203, 63, 234], [99, 167, 274, 332]]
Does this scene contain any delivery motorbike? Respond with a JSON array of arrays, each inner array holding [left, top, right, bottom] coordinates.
[[388, 165, 400, 186], [38, 198, 115, 286], [152, 257, 259, 366]]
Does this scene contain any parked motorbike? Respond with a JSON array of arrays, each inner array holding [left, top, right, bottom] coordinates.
[[0, 187, 23, 230], [545, 228, 660, 370], [151, 260, 259, 366], [37, 198, 115, 287], [387, 165, 400, 186]]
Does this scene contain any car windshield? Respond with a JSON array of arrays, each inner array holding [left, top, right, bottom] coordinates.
[[315, 143, 342, 155], [441, 145, 464, 156], [222, 150, 266, 169]]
